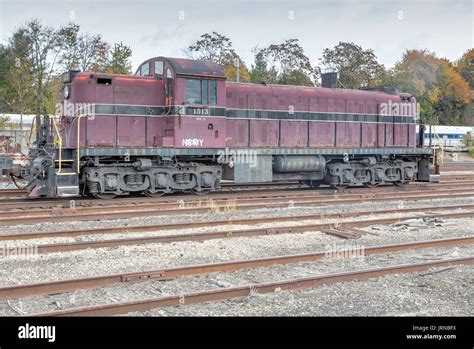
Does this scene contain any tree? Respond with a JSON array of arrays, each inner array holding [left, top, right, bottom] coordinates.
[[456, 49, 474, 126], [320, 42, 385, 88], [220, 52, 250, 82], [250, 52, 271, 83], [26, 20, 62, 106], [456, 48, 474, 89], [103, 42, 133, 74], [433, 59, 470, 125], [58, 23, 108, 72], [188, 31, 234, 65], [187, 32, 250, 82], [0, 115, 14, 130], [255, 39, 318, 86], [0, 44, 15, 112], [388, 50, 470, 125], [2, 19, 135, 115]]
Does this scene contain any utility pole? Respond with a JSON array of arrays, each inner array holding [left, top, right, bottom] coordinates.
[[234, 57, 240, 83]]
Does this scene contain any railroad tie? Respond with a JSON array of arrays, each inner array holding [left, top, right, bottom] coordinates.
[[322, 227, 378, 239]]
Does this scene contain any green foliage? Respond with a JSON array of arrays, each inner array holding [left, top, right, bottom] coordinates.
[[187, 32, 250, 82], [468, 147, 474, 158], [386, 50, 471, 125], [103, 42, 133, 74], [456, 49, 474, 89], [254, 39, 318, 86], [319, 42, 385, 88], [0, 115, 14, 130], [1, 19, 133, 114], [462, 132, 473, 147]]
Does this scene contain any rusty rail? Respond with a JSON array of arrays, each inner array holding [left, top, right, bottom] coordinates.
[[28, 256, 474, 316], [2, 203, 474, 241], [9, 210, 474, 254], [0, 188, 473, 226], [0, 235, 472, 301]]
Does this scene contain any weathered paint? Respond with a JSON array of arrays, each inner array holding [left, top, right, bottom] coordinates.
[[61, 56, 420, 155]]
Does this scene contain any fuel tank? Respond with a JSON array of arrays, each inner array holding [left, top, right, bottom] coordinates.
[[273, 155, 326, 173]]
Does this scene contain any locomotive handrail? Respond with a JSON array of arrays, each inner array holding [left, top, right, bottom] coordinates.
[[76, 114, 86, 174], [51, 116, 64, 175]]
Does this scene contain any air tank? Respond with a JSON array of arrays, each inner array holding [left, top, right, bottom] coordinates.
[[273, 155, 326, 173]]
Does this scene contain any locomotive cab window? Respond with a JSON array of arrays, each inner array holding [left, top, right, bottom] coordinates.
[[155, 60, 164, 76], [141, 62, 150, 76], [185, 79, 202, 104], [185, 79, 218, 105], [209, 80, 217, 105]]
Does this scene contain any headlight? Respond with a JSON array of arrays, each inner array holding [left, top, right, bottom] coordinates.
[[63, 85, 70, 99]]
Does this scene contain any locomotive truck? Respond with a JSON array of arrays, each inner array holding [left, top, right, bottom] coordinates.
[[13, 56, 433, 198]]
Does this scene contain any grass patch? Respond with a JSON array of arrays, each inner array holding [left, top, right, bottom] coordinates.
[[468, 147, 474, 158]]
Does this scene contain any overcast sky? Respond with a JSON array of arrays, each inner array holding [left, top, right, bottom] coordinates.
[[0, 0, 472, 71]]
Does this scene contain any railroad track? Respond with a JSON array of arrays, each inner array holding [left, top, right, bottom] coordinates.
[[26, 255, 474, 316], [1, 172, 473, 202], [440, 162, 474, 171], [0, 186, 473, 226], [0, 235, 471, 302], [1, 179, 474, 211], [2, 203, 474, 241], [0, 188, 28, 197], [4, 210, 474, 254]]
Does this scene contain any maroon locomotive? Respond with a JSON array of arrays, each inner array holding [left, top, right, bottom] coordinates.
[[21, 56, 432, 198]]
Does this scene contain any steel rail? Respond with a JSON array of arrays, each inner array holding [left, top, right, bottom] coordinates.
[[28, 256, 474, 316], [13, 211, 474, 254], [0, 179, 472, 212], [2, 203, 474, 241], [0, 235, 472, 301], [0, 188, 473, 226]]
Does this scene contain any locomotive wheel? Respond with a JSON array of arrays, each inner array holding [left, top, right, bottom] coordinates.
[[92, 193, 117, 200], [304, 180, 323, 189], [364, 182, 379, 188], [331, 184, 348, 190], [143, 189, 167, 197], [330, 178, 348, 190], [393, 181, 409, 187], [191, 188, 211, 196]]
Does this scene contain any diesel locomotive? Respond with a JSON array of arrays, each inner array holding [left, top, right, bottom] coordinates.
[[14, 56, 433, 198]]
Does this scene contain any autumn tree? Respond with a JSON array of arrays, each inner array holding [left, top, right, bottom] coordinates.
[[187, 32, 250, 82], [434, 59, 471, 124], [456, 49, 474, 125], [456, 48, 474, 88], [319, 42, 385, 88], [254, 39, 318, 86], [387, 50, 470, 125]]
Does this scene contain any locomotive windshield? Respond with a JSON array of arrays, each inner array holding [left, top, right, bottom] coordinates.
[[155, 60, 164, 76], [185, 79, 202, 104], [185, 79, 217, 105]]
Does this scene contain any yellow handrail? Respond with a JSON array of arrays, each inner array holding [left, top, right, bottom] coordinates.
[[51, 116, 62, 174]]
